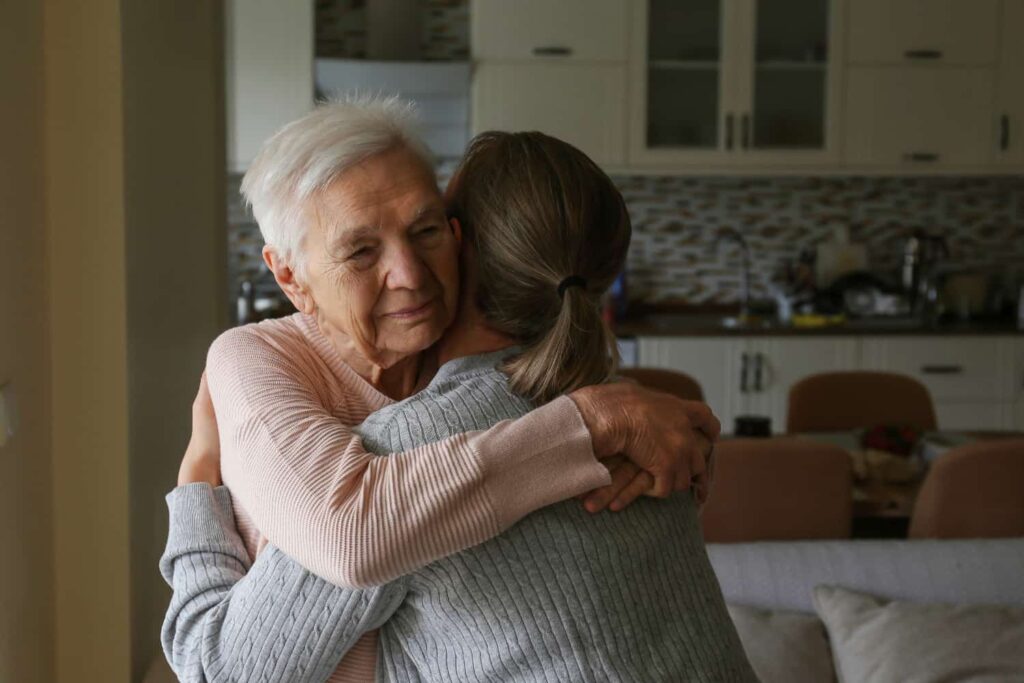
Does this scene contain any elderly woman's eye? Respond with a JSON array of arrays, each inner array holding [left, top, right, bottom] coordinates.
[[417, 225, 441, 237], [348, 246, 374, 260]]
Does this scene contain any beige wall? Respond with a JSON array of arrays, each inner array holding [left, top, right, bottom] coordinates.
[[0, 2, 55, 682], [22, 1, 226, 681], [121, 2, 226, 678], [45, 0, 133, 679]]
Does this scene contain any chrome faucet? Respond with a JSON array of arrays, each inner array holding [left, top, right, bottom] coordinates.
[[715, 229, 752, 320]]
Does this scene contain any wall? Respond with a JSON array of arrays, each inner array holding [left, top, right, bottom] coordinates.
[[43, 1, 227, 680], [615, 175, 1024, 306], [120, 2, 227, 679], [44, 0, 133, 680], [0, 2, 55, 682], [317, 0, 469, 60]]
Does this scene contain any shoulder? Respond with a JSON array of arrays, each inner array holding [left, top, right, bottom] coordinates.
[[208, 314, 309, 364]]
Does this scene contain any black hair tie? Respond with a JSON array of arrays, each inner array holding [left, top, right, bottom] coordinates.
[[557, 275, 588, 298]]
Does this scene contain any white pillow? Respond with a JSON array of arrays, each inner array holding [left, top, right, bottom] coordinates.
[[727, 603, 836, 683], [813, 585, 1024, 683]]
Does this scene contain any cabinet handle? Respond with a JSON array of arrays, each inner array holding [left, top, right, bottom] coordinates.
[[904, 49, 943, 60], [754, 353, 764, 392], [921, 364, 963, 375], [903, 152, 940, 163], [725, 113, 735, 150], [741, 113, 751, 149], [740, 353, 749, 393], [532, 46, 572, 57], [1001, 115, 1011, 151]]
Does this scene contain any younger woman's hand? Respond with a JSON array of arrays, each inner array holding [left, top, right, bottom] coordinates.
[[177, 373, 222, 487]]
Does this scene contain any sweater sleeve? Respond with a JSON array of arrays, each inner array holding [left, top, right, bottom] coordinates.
[[207, 327, 610, 588], [160, 484, 406, 683]]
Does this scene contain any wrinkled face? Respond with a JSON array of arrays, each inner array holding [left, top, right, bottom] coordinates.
[[301, 146, 460, 368]]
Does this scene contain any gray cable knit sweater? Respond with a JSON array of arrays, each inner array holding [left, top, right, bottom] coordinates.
[[161, 350, 757, 682]]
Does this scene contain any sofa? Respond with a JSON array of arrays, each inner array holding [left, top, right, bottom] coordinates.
[[708, 538, 1024, 683]]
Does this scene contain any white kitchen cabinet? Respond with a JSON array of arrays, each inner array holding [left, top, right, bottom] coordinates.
[[471, 0, 628, 62], [861, 336, 1019, 430], [226, 0, 314, 173], [636, 337, 749, 433], [628, 0, 845, 169], [750, 337, 860, 431], [842, 67, 996, 168], [997, 0, 1024, 166], [846, 0, 1000, 66], [470, 0, 628, 167], [637, 334, 1023, 433], [471, 63, 627, 166], [636, 336, 857, 434]]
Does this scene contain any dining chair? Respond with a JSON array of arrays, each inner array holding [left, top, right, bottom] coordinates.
[[701, 437, 853, 543], [909, 438, 1024, 539], [619, 367, 704, 402], [787, 371, 938, 433]]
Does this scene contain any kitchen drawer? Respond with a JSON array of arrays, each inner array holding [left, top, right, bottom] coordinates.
[[860, 337, 1015, 402], [847, 0, 999, 66], [471, 0, 628, 62], [934, 402, 1013, 431], [843, 67, 995, 167]]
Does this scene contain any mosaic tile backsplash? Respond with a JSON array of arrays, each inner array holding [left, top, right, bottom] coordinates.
[[228, 174, 1024, 310], [316, 0, 469, 61]]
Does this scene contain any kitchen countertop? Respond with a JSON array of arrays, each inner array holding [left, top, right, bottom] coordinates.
[[614, 313, 1023, 337]]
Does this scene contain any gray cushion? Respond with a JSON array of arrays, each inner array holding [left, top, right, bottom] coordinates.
[[708, 538, 1024, 613], [727, 603, 836, 683], [813, 585, 1024, 683]]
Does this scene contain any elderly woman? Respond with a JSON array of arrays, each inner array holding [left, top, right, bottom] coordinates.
[[163, 130, 755, 682], [169, 98, 719, 680]]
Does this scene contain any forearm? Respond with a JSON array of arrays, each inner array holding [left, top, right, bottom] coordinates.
[[223, 394, 608, 588], [160, 484, 392, 683]]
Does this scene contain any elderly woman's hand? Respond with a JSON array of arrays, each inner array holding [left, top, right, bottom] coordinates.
[[177, 373, 222, 487], [570, 382, 718, 512]]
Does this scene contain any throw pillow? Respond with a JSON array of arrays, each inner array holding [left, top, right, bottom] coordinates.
[[813, 584, 1024, 683], [727, 603, 836, 683]]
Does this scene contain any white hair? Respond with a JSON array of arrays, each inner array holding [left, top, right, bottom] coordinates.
[[240, 94, 436, 275]]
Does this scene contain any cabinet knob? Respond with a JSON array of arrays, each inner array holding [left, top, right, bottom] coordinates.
[[920, 364, 963, 375], [1001, 115, 1011, 152], [904, 49, 943, 60], [902, 152, 940, 163], [532, 46, 572, 57]]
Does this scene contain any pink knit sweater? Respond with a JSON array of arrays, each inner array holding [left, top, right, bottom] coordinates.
[[205, 313, 610, 682]]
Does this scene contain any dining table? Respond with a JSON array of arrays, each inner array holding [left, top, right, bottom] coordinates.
[[794, 429, 1024, 537]]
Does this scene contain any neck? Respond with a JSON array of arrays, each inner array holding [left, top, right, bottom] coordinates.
[[312, 312, 428, 401], [436, 306, 514, 367]]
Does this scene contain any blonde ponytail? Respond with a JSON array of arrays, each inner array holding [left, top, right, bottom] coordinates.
[[447, 131, 631, 403]]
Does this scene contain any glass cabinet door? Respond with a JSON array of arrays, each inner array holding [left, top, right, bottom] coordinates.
[[645, 0, 725, 151], [748, 0, 831, 150]]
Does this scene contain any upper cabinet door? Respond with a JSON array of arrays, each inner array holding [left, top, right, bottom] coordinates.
[[737, 0, 844, 164], [628, 0, 738, 167], [471, 0, 627, 62], [471, 62, 627, 167], [847, 0, 1000, 65], [997, 0, 1024, 166], [843, 66, 995, 167]]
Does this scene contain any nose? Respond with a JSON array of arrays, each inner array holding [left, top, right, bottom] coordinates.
[[383, 241, 431, 292]]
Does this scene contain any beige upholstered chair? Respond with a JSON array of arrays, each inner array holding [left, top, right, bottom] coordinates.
[[787, 371, 937, 433], [619, 367, 704, 402], [701, 437, 853, 543], [909, 438, 1024, 539]]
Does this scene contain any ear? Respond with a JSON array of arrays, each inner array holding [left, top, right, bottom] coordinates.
[[449, 216, 462, 245], [263, 246, 316, 315]]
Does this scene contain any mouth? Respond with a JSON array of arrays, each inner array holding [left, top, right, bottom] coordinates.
[[383, 299, 436, 321]]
